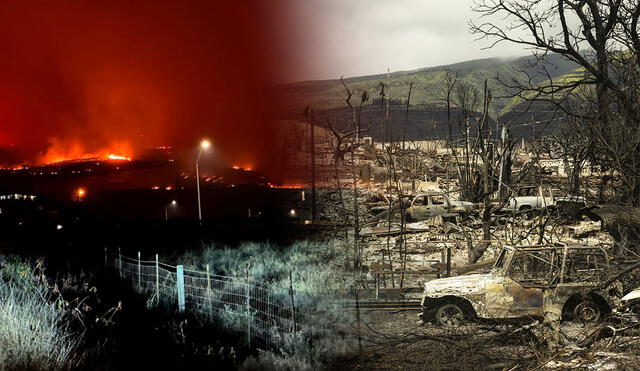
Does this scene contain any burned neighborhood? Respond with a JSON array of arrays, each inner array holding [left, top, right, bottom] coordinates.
[[3, 0, 640, 370]]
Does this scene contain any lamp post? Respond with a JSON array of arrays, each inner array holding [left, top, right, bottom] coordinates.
[[165, 200, 177, 221], [196, 139, 211, 222]]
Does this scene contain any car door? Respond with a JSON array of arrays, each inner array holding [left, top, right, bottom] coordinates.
[[485, 277, 544, 318], [407, 195, 429, 221], [486, 249, 559, 318], [429, 195, 447, 216]]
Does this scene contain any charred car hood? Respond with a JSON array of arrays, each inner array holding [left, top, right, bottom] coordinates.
[[423, 273, 497, 297]]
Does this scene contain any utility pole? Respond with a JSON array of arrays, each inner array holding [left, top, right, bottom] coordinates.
[[498, 124, 508, 197], [386, 68, 391, 144], [196, 140, 210, 222], [402, 82, 413, 150], [309, 107, 317, 223]]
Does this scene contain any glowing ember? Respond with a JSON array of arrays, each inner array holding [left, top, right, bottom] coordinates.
[[106, 154, 131, 161], [269, 183, 305, 189], [231, 164, 254, 171]]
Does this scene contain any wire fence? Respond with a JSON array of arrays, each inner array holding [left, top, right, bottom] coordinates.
[[104, 249, 299, 353]]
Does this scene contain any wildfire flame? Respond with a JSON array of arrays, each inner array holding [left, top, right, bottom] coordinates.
[[268, 183, 304, 189], [38, 139, 134, 165], [231, 164, 253, 171], [106, 154, 131, 161]]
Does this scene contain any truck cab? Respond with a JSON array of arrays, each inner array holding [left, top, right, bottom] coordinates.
[[502, 186, 555, 213]]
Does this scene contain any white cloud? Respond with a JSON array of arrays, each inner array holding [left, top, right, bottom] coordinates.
[[290, 0, 532, 81]]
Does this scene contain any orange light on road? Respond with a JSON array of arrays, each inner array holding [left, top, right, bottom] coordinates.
[[76, 187, 87, 201]]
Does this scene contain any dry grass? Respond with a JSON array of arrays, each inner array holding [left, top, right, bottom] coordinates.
[[0, 258, 84, 370]]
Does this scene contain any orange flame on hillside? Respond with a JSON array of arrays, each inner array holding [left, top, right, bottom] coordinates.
[[268, 183, 305, 189], [106, 154, 132, 161], [231, 164, 254, 171], [38, 138, 134, 165]]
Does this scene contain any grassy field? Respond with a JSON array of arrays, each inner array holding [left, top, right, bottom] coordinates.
[[176, 240, 359, 370], [0, 257, 84, 370], [0, 239, 358, 370]]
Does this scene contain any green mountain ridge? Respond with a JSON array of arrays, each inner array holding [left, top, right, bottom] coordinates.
[[269, 54, 580, 119]]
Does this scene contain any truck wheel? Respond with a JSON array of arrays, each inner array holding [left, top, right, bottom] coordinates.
[[573, 301, 601, 323], [435, 303, 465, 328], [420, 306, 438, 323], [519, 205, 534, 219]]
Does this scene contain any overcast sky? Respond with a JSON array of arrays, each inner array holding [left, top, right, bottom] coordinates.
[[291, 0, 532, 81]]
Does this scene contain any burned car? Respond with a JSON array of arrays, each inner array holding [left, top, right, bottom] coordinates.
[[365, 192, 476, 227], [405, 192, 475, 221], [419, 245, 618, 327]]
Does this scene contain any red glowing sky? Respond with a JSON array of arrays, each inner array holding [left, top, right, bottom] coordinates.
[[0, 0, 309, 173]]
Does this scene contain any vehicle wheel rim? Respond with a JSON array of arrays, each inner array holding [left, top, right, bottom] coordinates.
[[574, 302, 599, 323], [437, 304, 464, 328]]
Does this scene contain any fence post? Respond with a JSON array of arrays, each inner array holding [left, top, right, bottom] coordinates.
[[155, 254, 160, 305], [289, 272, 297, 331], [118, 248, 122, 279], [137, 251, 142, 290], [205, 264, 212, 315], [176, 265, 185, 312], [205, 264, 211, 295], [245, 266, 251, 347], [289, 271, 297, 354]]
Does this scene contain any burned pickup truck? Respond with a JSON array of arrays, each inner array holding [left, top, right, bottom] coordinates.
[[419, 244, 620, 327], [499, 186, 555, 214]]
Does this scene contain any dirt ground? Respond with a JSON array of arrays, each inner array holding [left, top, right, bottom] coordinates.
[[328, 309, 640, 370]]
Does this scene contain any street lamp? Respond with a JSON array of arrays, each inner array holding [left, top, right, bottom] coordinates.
[[196, 139, 211, 222], [165, 200, 177, 221]]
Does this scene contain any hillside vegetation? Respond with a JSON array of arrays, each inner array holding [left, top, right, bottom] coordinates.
[[269, 54, 579, 119]]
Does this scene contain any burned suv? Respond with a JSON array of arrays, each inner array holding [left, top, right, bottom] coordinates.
[[420, 244, 618, 327]]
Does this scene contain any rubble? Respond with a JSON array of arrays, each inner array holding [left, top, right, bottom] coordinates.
[[302, 132, 640, 369]]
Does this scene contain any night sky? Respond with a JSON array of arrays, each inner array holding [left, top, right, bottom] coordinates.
[[0, 0, 304, 175]]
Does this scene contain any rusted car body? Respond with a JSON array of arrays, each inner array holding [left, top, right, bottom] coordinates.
[[420, 245, 618, 327]]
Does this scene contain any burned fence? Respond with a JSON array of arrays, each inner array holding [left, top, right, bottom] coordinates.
[[104, 249, 300, 353]]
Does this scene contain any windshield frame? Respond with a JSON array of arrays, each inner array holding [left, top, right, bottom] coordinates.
[[491, 247, 513, 276]]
